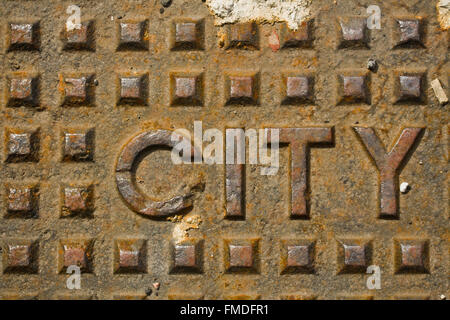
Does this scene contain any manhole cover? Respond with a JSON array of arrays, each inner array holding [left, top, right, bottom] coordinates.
[[0, 0, 448, 300]]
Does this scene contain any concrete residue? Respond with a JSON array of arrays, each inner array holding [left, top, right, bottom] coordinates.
[[169, 214, 202, 243], [431, 78, 449, 105], [438, 0, 450, 29], [205, 0, 312, 30]]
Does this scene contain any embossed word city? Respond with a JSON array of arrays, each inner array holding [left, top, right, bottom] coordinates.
[[115, 123, 423, 219]]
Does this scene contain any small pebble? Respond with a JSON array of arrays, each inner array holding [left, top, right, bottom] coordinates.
[[161, 0, 172, 8], [145, 288, 152, 296], [367, 58, 378, 72], [400, 182, 409, 193], [440, 294, 446, 300]]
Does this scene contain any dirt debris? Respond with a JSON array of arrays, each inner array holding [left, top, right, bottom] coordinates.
[[170, 214, 203, 244], [438, 0, 450, 29], [430, 78, 449, 105]]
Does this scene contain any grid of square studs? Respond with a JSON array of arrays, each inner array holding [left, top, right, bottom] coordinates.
[[0, 236, 433, 277], [3, 19, 99, 226], [0, 11, 437, 287], [2, 17, 430, 109]]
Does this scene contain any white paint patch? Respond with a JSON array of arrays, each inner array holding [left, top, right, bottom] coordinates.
[[206, 0, 312, 30], [438, 0, 450, 30], [170, 214, 202, 244]]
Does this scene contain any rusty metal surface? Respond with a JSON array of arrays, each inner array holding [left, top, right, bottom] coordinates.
[[0, 0, 448, 300]]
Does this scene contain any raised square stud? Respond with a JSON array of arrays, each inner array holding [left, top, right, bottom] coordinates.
[[337, 17, 369, 49], [61, 75, 95, 106], [395, 73, 426, 104], [7, 76, 39, 107], [337, 240, 372, 274], [338, 74, 370, 104], [62, 129, 94, 162], [5, 185, 39, 218], [61, 186, 94, 218], [114, 239, 147, 273], [281, 21, 313, 48], [395, 240, 429, 274], [117, 75, 148, 106], [5, 129, 40, 163], [394, 18, 425, 48], [225, 239, 259, 273], [171, 73, 203, 106], [227, 23, 259, 49], [59, 240, 93, 273], [8, 22, 40, 51], [62, 21, 95, 51], [226, 74, 259, 105], [3, 241, 38, 273], [170, 240, 203, 274], [172, 20, 204, 50], [282, 75, 314, 104], [118, 21, 149, 51], [280, 240, 315, 274]]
